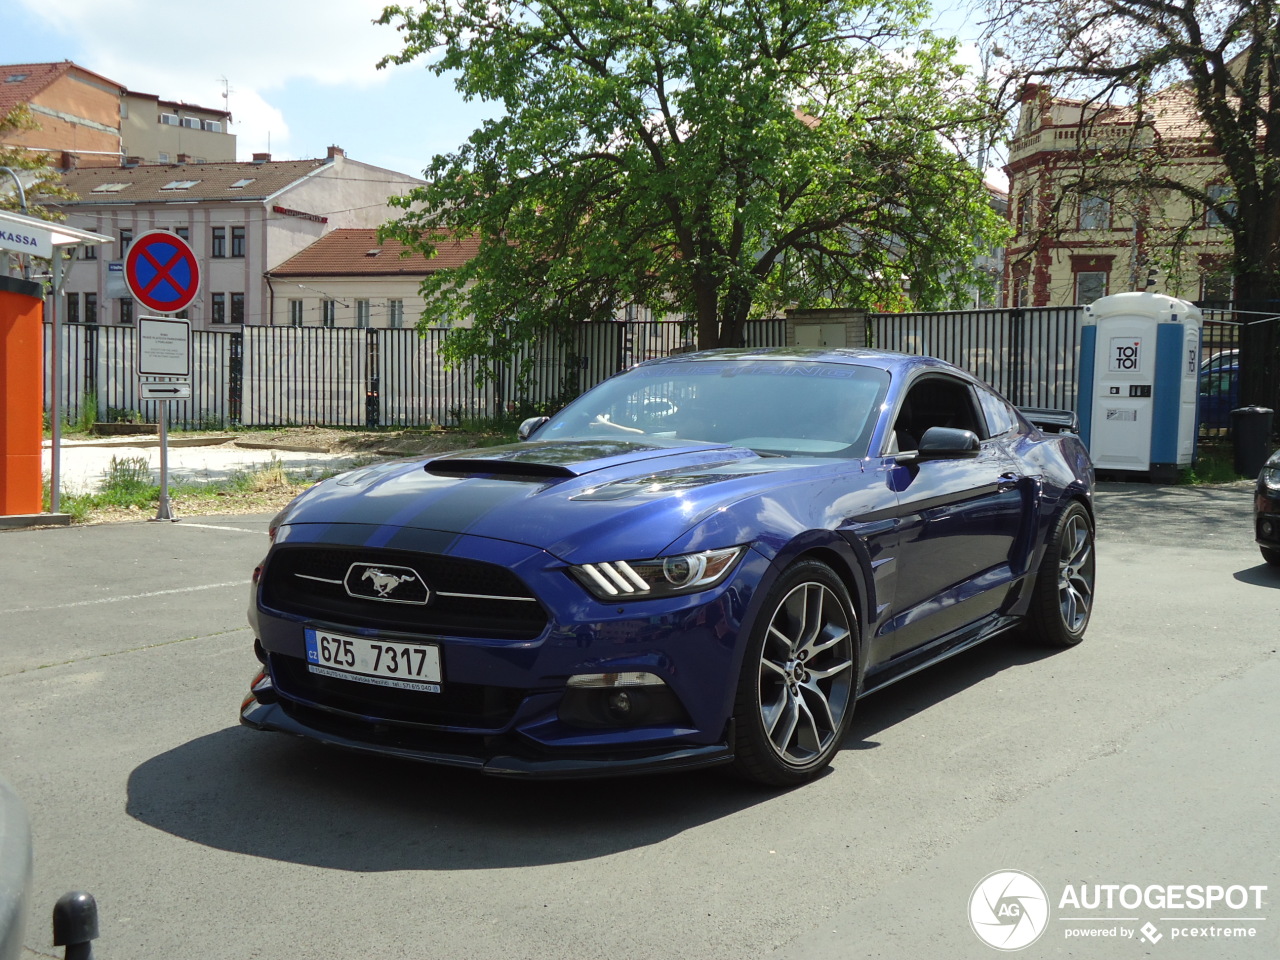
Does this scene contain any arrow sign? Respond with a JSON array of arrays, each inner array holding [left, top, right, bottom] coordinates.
[[139, 382, 193, 400], [124, 231, 201, 314]]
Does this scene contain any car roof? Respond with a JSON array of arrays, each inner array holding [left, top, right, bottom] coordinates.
[[636, 346, 957, 378]]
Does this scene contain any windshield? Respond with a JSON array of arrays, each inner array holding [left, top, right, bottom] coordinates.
[[537, 359, 890, 458]]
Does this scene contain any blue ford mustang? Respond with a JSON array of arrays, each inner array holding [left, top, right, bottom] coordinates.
[[243, 348, 1096, 786]]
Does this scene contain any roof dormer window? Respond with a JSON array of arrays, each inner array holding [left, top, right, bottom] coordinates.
[[229, 178, 256, 189], [91, 183, 130, 193], [161, 179, 202, 190]]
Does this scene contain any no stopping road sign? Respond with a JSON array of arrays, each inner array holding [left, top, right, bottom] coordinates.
[[124, 231, 201, 314]]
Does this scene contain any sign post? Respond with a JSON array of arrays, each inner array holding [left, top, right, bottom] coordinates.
[[126, 231, 200, 523]]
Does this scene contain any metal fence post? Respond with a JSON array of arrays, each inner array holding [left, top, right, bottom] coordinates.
[[366, 328, 381, 428], [228, 329, 243, 426]]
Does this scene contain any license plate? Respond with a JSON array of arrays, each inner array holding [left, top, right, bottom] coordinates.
[[304, 629, 442, 692]]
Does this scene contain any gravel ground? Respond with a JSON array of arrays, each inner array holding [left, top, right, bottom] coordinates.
[[44, 426, 504, 524]]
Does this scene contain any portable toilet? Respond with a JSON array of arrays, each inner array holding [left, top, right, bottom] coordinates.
[[1078, 292, 1202, 482]]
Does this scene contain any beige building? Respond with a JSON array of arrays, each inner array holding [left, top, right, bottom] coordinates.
[[53, 148, 424, 329], [1004, 80, 1233, 307], [121, 92, 234, 165], [265, 229, 480, 328]]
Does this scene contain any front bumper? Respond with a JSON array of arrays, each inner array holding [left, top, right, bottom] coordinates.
[[240, 696, 734, 779], [244, 528, 770, 778]]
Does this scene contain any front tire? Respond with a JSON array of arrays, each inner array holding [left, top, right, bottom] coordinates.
[[1021, 501, 1095, 647], [1261, 545, 1280, 567], [730, 561, 857, 787]]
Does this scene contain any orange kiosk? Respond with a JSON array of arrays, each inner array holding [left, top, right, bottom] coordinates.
[[0, 274, 44, 516]]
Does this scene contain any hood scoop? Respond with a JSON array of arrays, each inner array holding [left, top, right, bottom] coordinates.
[[425, 457, 577, 479]]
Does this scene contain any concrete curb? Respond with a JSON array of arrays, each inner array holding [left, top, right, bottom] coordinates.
[[43, 435, 237, 450]]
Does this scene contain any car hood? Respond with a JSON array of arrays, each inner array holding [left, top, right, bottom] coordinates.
[[277, 437, 832, 562]]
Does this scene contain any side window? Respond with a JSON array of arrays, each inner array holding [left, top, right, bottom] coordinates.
[[976, 385, 1018, 437], [889, 375, 987, 452]]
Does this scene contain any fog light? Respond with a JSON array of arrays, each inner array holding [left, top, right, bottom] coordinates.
[[559, 672, 690, 729], [1262, 518, 1276, 539], [607, 690, 633, 720], [242, 667, 277, 709]]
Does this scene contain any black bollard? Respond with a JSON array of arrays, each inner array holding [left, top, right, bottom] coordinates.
[[52, 892, 98, 960]]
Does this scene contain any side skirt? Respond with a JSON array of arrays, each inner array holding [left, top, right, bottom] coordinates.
[[858, 612, 1022, 699]]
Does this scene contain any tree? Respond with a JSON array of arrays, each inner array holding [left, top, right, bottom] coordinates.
[[1, 104, 74, 220], [376, 0, 1006, 375], [989, 0, 1280, 408]]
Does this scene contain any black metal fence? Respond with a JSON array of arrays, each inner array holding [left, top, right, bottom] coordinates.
[[868, 306, 1085, 411], [44, 319, 788, 430]]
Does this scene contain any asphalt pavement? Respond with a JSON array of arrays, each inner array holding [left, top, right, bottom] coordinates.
[[0, 480, 1276, 960]]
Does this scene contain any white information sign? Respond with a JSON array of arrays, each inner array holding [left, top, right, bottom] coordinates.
[[137, 316, 191, 378]]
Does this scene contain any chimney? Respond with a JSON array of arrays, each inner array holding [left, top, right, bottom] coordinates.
[[122, 156, 144, 167], [252, 152, 271, 164], [62, 151, 80, 170], [326, 145, 345, 161], [176, 153, 191, 164]]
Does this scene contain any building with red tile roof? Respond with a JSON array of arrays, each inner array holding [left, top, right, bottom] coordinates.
[[264, 229, 480, 327], [1003, 77, 1233, 307], [50, 148, 425, 329]]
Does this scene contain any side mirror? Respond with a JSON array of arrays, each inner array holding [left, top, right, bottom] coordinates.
[[517, 416, 550, 440], [913, 426, 981, 460]]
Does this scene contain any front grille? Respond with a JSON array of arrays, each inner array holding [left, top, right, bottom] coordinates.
[[261, 546, 549, 640], [271, 654, 526, 730]]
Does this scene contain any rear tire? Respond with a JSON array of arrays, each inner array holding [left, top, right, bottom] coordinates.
[[1021, 501, 1095, 648], [730, 561, 857, 787]]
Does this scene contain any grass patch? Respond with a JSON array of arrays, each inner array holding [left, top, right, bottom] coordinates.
[[1181, 441, 1246, 485], [44, 454, 323, 523]]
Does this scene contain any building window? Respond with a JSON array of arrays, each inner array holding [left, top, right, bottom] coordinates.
[[356, 299, 370, 328], [119, 229, 133, 252], [157, 152, 169, 163], [181, 116, 200, 129], [288, 299, 304, 327], [1078, 195, 1111, 231], [1075, 270, 1108, 304], [159, 113, 179, 125], [388, 299, 404, 328], [321, 299, 336, 328], [82, 243, 97, 261], [203, 120, 222, 133], [66, 294, 80, 324], [1201, 273, 1234, 303], [211, 292, 226, 324], [230, 226, 245, 258], [175, 226, 189, 242], [231, 292, 245, 325], [119, 299, 134, 324], [1017, 191, 1033, 235], [174, 309, 189, 320], [1205, 183, 1236, 227], [85, 293, 98, 323], [211, 227, 226, 258]]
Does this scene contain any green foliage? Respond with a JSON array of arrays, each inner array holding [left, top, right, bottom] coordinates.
[[377, 0, 1007, 377], [0, 105, 76, 219]]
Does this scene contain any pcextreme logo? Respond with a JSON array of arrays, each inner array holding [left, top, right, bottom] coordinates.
[[969, 870, 1050, 951]]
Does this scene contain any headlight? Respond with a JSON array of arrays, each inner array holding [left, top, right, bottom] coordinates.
[[1263, 465, 1280, 492], [571, 546, 745, 600]]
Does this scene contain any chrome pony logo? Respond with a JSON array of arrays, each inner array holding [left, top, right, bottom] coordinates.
[[343, 563, 430, 604]]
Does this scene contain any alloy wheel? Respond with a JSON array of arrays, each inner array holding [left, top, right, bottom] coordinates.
[[757, 580, 855, 767]]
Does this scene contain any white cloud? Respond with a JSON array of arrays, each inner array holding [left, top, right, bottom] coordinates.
[[16, 0, 410, 159]]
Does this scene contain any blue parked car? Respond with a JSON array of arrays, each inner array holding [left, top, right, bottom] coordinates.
[[243, 348, 1096, 786], [1199, 350, 1239, 430]]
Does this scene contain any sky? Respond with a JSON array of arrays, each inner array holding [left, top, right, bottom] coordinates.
[[1, 0, 995, 182]]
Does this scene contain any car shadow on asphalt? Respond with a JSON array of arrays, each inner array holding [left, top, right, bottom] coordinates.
[[1233, 563, 1280, 588], [124, 633, 1062, 872]]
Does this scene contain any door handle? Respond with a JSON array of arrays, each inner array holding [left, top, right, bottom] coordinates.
[[997, 473, 1020, 491]]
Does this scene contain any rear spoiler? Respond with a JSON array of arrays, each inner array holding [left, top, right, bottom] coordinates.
[[1019, 406, 1079, 434]]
